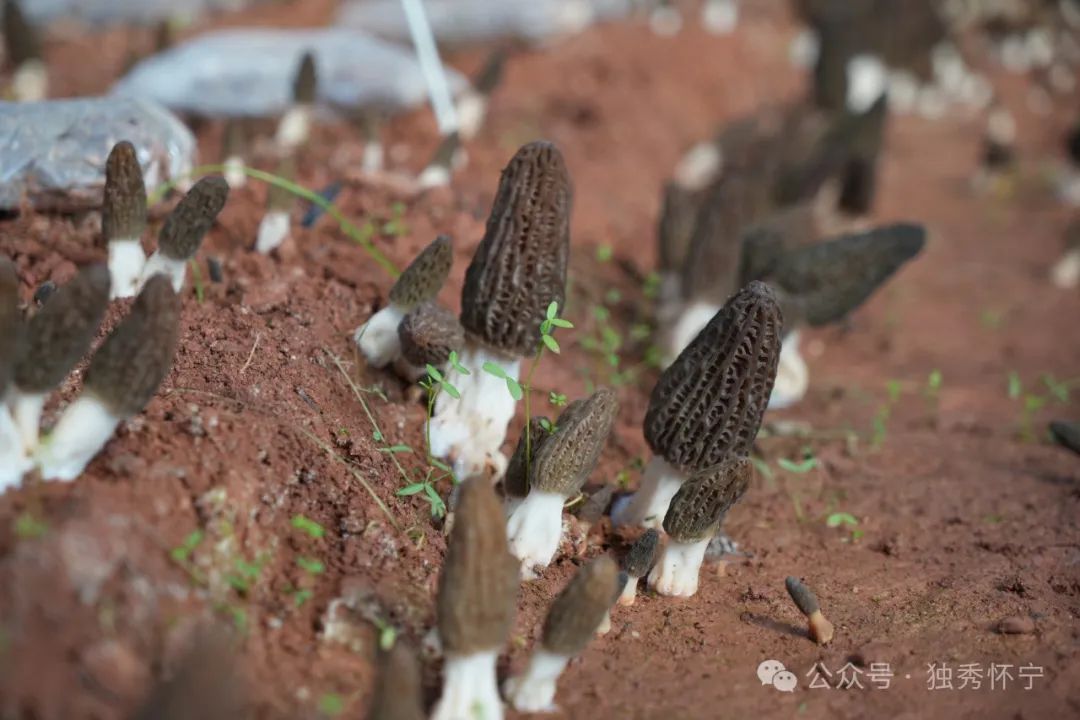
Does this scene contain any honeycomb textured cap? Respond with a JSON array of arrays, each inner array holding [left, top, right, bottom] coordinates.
[[85, 275, 180, 418], [460, 141, 571, 356], [785, 576, 821, 617], [437, 478, 518, 654], [130, 628, 244, 720], [14, 264, 110, 394], [102, 141, 148, 243], [663, 456, 752, 542], [621, 528, 661, 578], [368, 641, 425, 720], [645, 281, 782, 469], [2, 0, 41, 64], [398, 302, 464, 368], [504, 415, 552, 500], [542, 556, 619, 656], [0, 257, 20, 393], [158, 176, 230, 260], [292, 51, 318, 104], [389, 235, 454, 310], [531, 388, 619, 496]]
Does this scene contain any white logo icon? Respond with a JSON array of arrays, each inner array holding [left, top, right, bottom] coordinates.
[[757, 660, 798, 692]]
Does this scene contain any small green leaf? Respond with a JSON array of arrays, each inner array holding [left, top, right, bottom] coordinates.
[[170, 529, 204, 562], [749, 456, 774, 481], [426, 364, 444, 382], [595, 244, 613, 262], [549, 317, 573, 329], [605, 288, 622, 304], [397, 483, 427, 496], [506, 378, 524, 401], [886, 379, 903, 404], [431, 458, 453, 473], [296, 556, 325, 574], [379, 625, 397, 650], [13, 513, 48, 539], [546, 301, 559, 321], [482, 361, 508, 379], [826, 512, 858, 528], [293, 588, 313, 607], [379, 444, 413, 454], [1007, 371, 1022, 399], [442, 381, 461, 399], [318, 693, 345, 716], [291, 515, 325, 539], [927, 369, 942, 393], [778, 457, 818, 474], [1042, 374, 1069, 403], [542, 334, 560, 354], [548, 392, 567, 407]]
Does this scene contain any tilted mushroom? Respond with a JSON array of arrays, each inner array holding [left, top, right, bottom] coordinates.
[[36, 275, 180, 481], [276, 51, 317, 152], [648, 457, 751, 597], [785, 576, 834, 644], [429, 141, 571, 480], [503, 556, 619, 713], [103, 141, 149, 299], [255, 158, 296, 254], [507, 388, 618, 578], [140, 176, 230, 292], [9, 264, 111, 453], [614, 281, 781, 529], [502, 415, 551, 515], [394, 302, 465, 382], [355, 235, 453, 369], [0, 257, 30, 489], [368, 640, 425, 720], [618, 528, 661, 606], [432, 478, 518, 720], [2, 0, 47, 102]]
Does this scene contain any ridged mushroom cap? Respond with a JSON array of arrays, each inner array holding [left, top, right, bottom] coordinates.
[[1049, 420, 1080, 456], [157, 176, 230, 261], [84, 275, 180, 418], [621, 528, 661, 579], [130, 629, 243, 720], [663, 456, 752, 543], [388, 235, 453, 311], [645, 281, 782, 470], [785, 576, 821, 617], [460, 141, 571, 357], [398, 302, 464, 369], [530, 388, 619, 496], [437, 478, 518, 654], [2, 0, 41, 65], [292, 51, 318, 105], [504, 415, 552, 500], [14, 264, 110, 394], [0, 257, 20, 394], [657, 181, 702, 275], [368, 641, 425, 720], [102, 141, 148, 243], [542, 556, 619, 656]]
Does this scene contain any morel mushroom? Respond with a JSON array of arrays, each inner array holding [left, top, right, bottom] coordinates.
[[785, 576, 834, 645], [1049, 420, 1080, 456], [354, 235, 453, 369], [503, 415, 552, 516], [618, 528, 661, 606], [417, 132, 463, 191], [432, 478, 518, 720], [648, 457, 751, 597], [395, 302, 465, 381], [276, 51, 317, 151], [429, 141, 571, 480], [503, 556, 618, 713], [255, 158, 295, 254], [140, 176, 230, 292], [10, 264, 110, 453], [36, 276, 180, 481], [0, 257, 30, 489], [103, 141, 149, 299], [222, 119, 249, 189], [507, 388, 618, 578], [596, 570, 628, 636], [2, 0, 47, 102], [614, 281, 780, 529], [368, 640, 424, 720]]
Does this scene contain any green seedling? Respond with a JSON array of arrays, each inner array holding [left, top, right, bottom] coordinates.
[[13, 512, 48, 539], [296, 556, 325, 575], [1007, 371, 1023, 400], [188, 258, 205, 303], [291, 514, 326, 539], [397, 467, 448, 519], [548, 391, 567, 407], [381, 201, 409, 237], [595, 244, 613, 262], [1041, 374, 1070, 403], [871, 379, 904, 448], [318, 693, 346, 717], [825, 512, 863, 541], [1018, 394, 1047, 442]]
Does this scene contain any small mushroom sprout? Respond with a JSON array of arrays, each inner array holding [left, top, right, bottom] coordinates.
[[368, 640, 425, 720], [507, 388, 618, 578], [618, 528, 661, 606], [648, 457, 751, 598], [255, 159, 296, 254], [103, 141, 149, 299], [432, 478, 518, 720], [502, 415, 553, 516], [785, 576, 834, 645], [503, 556, 619, 713], [354, 235, 453, 369], [140, 176, 230, 292], [276, 51, 317, 152], [0, 257, 30, 489], [36, 275, 180, 481], [429, 141, 571, 479]]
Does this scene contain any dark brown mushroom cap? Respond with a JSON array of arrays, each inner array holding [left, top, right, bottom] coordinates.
[[157, 176, 230, 260], [2, 0, 41, 65], [1049, 421, 1080, 456], [576, 484, 614, 527], [292, 51, 318, 105], [785, 576, 821, 617], [504, 415, 552, 500], [530, 388, 619, 496], [460, 141, 571, 357], [130, 628, 244, 720], [645, 281, 782, 470], [770, 222, 925, 329], [398, 302, 464, 368], [368, 641, 425, 720], [737, 203, 819, 286], [542, 556, 619, 656], [663, 456, 752, 543], [14, 264, 110, 394], [388, 235, 453, 311], [0, 257, 20, 393], [621, 528, 661, 579], [84, 275, 180, 418], [102, 141, 148, 243], [657, 181, 702, 275], [437, 478, 518, 654]]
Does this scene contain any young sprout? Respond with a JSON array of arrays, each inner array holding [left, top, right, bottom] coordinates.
[[141, 176, 230, 292], [10, 264, 110, 453], [457, 48, 507, 141], [432, 478, 518, 720], [395, 302, 464, 381], [0, 257, 31, 490], [430, 141, 571, 480], [507, 388, 618, 578], [354, 235, 453, 369], [276, 51, 317, 152], [255, 158, 296, 254], [618, 528, 660, 606], [785, 576, 834, 645], [614, 281, 780, 529], [1050, 218, 1080, 290], [2, 0, 47, 102], [648, 457, 751, 598], [503, 415, 553, 516], [417, 132, 462, 190], [503, 556, 619, 713], [36, 276, 180, 481], [130, 628, 244, 720], [368, 640, 424, 720], [1049, 420, 1080, 456], [103, 141, 149, 299]]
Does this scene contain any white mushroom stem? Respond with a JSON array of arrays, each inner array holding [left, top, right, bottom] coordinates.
[[417, 163, 452, 190], [108, 238, 147, 300], [596, 610, 612, 636], [769, 329, 809, 410], [701, 0, 738, 34], [431, 650, 503, 720], [429, 344, 519, 480], [352, 303, 406, 369], [789, 29, 820, 69], [275, 104, 312, 151], [11, 59, 47, 102], [612, 456, 686, 530], [255, 209, 291, 254], [34, 395, 122, 482], [673, 142, 722, 191], [0, 405, 33, 492], [1051, 247, 1080, 289], [456, 89, 487, 141], [846, 54, 888, 113], [506, 490, 565, 580], [223, 156, 247, 189], [663, 300, 719, 368], [648, 536, 712, 598], [10, 390, 46, 453], [139, 252, 188, 293], [503, 649, 569, 714], [617, 575, 642, 606], [362, 140, 385, 174]]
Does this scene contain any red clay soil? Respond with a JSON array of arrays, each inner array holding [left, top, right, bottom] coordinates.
[[2, 3, 1079, 720]]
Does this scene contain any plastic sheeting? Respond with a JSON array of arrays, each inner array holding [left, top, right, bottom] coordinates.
[[19, 0, 253, 25]]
